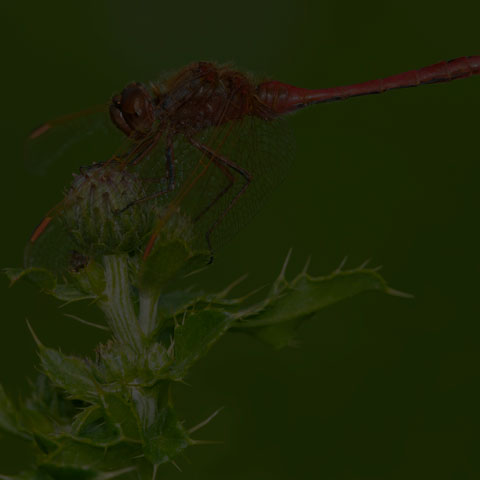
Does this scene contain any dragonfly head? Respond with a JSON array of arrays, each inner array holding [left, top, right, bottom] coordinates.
[[109, 82, 155, 138]]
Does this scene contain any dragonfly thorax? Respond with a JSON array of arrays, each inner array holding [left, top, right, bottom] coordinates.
[[157, 62, 260, 133]]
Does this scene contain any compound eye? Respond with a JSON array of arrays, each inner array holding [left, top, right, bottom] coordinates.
[[109, 83, 155, 137], [112, 94, 122, 106], [109, 100, 132, 137], [120, 83, 155, 135], [121, 88, 145, 115]]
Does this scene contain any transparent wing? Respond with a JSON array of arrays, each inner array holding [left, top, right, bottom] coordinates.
[[147, 115, 295, 253], [196, 115, 295, 252], [24, 104, 126, 180], [25, 93, 295, 267], [24, 216, 77, 276]]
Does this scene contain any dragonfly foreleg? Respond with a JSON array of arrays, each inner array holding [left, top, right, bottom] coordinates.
[[116, 142, 176, 213]]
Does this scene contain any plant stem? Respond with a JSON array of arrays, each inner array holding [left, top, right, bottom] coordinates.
[[99, 254, 143, 351], [138, 289, 160, 337]]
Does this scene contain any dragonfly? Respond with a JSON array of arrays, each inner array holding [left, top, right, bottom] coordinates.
[[26, 57, 480, 271]]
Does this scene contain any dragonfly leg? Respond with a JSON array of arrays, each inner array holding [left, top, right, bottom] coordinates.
[[129, 130, 163, 167], [192, 159, 235, 223], [165, 140, 175, 191], [116, 142, 176, 213], [104, 130, 163, 170], [29, 199, 66, 243], [188, 137, 252, 263]]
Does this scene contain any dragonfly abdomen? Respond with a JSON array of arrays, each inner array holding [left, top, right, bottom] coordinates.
[[256, 56, 480, 115]]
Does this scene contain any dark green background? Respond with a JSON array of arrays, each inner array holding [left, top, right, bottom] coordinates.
[[1, 1, 480, 477]]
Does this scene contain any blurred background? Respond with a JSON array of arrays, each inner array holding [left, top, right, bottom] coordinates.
[[1, 0, 480, 478]]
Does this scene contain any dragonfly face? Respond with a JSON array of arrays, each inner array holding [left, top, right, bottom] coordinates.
[[109, 82, 155, 138]]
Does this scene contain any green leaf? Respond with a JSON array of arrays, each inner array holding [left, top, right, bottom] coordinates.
[[43, 438, 144, 471], [0, 385, 30, 440], [156, 288, 204, 319], [251, 318, 306, 349], [3, 267, 94, 304], [143, 406, 190, 464], [71, 259, 106, 297], [38, 465, 98, 480], [21, 374, 78, 435], [38, 465, 136, 480], [100, 392, 142, 442], [3, 267, 56, 291], [37, 346, 98, 403], [51, 284, 97, 304], [91, 341, 137, 385], [0, 471, 52, 480], [145, 343, 173, 379], [33, 432, 59, 455], [169, 309, 234, 379], [139, 239, 209, 294], [93, 341, 172, 388], [234, 257, 409, 348], [71, 405, 122, 446]]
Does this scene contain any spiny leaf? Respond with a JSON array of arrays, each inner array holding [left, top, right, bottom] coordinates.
[[38, 465, 99, 480], [156, 288, 204, 319], [100, 391, 142, 442], [145, 343, 173, 378], [139, 237, 209, 294], [51, 284, 97, 304], [143, 406, 190, 464], [3, 267, 93, 304], [71, 405, 122, 447], [72, 406, 102, 434], [169, 309, 234, 380], [233, 258, 409, 348], [0, 471, 52, 480], [0, 385, 30, 440], [33, 432, 59, 455], [93, 341, 138, 385], [250, 318, 305, 349], [40, 464, 136, 480], [3, 267, 56, 291], [42, 439, 145, 471], [21, 374, 78, 435], [37, 347, 98, 403]]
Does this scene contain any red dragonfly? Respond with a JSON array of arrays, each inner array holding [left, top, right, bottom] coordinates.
[[26, 57, 480, 270]]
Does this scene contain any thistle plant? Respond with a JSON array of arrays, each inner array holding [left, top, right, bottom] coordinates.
[[1, 162, 407, 479]]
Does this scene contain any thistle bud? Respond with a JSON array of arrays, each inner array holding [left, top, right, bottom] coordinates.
[[61, 163, 155, 256]]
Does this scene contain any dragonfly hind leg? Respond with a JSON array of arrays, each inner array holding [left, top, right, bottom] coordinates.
[[142, 138, 252, 262], [188, 137, 252, 263], [29, 200, 66, 243]]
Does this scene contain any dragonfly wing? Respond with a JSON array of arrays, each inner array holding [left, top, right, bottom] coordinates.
[[204, 115, 295, 251], [24, 104, 125, 179], [157, 115, 295, 252], [24, 216, 77, 275]]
